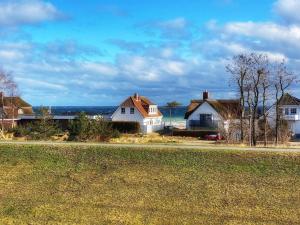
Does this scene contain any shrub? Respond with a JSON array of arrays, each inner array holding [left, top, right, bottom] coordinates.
[[109, 121, 140, 134], [172, 129, 218, 138], [11, 107, 62, 140], [68, 113, 120, 142]]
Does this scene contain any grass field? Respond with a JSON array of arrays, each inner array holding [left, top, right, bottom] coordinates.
[[0, 144, 299, 224]]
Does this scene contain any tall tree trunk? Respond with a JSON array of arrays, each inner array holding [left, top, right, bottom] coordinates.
[[262, 87, 268, 147], [251, 113, 256, 146], [1, 93, 4, 133], [239, 87, 245, 142], [275, 91, 280, 145]]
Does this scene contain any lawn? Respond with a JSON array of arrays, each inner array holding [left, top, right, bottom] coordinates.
[[0, 144, 299, 224]]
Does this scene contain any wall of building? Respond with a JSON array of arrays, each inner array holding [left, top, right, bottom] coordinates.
[[111, 106, 144, 124], [186, 102, 222, 130], [267, 105, 300, 135], [111, 106, 163, 133]]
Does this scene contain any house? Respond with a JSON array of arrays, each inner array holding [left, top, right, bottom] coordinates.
[[185, 91, 241, 131], [111, 93, 163, 133], [268, 93, 300, 138], [0, 92, 34, 128]]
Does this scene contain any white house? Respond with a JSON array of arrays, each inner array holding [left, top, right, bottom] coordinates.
[[185, 91, 241, 131], [267, 93, 300, 138], [111, 93, 163, 134]]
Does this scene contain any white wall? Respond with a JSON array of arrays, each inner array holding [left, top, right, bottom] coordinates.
[[294, 121, 300, 134], [111, 106, 163, 134], [111, 106, 144, 123], [267, 105, 300, 135], [186, 102, 222, 129]]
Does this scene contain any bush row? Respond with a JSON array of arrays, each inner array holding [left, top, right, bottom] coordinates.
[[12, 109, 141, 141], [172, 129, 218, 138], [108, 121, 140, 134]]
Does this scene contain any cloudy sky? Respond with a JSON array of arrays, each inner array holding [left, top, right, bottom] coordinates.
[[0, 0, 299, 106]]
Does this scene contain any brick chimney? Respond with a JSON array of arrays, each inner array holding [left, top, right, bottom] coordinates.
[[203, 90, 209, 100], [134, 93, 140, 101]]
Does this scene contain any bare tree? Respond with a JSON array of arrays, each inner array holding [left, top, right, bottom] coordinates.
[[273, 61, 297, 145], [261, 70, 271, 147], [5, 75, 19, 129], [0, 69, 19, 133], [226, 54, 252, 142], [249, 54, 269, 146]]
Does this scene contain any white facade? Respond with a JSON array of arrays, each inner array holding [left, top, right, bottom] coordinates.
[[186, 102, 224, 130], [267, 104, 300, 136], [111, 106, 163, 134]]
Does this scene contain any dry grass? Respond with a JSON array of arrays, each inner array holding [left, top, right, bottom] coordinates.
[[0, 144, 299, 224], [110, 133, 195, 144]]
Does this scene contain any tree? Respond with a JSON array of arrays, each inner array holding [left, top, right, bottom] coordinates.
[[166, 101, 181, 126], [5, 74, 19, 129], [227, 54, 252, 142], [261, 70, 271, 147], [227, 53, 296, 146], [0, 69, 18, 134], [249, 53, 268, 146], [32, 107, 61, 140], [273, 61, 297, 145]]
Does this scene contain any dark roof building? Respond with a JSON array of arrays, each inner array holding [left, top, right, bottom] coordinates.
[[0, 93, 34, 119], [278, 93, 300, 106], [185, 91, 241, 120]]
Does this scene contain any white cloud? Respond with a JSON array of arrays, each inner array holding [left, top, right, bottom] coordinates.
[[163, 61, 186, 76], [274, 0, 300, 24], [0, 0, 62, 26], [138, 17, 191, 39], [0, 49, 24, 61], [158, 17, 188, 30], [82, 62, 118, 76], [16, 77, 67, 91]]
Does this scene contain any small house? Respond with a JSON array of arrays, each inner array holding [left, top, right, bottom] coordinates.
[[111, 93, 163, 133], [185, 91, 241, 131]]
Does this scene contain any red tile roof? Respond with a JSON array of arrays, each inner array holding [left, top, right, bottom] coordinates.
[[120, 95, 162, 118]]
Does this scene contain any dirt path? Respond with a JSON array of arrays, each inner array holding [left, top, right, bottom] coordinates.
[[1, 140, 300, 153]]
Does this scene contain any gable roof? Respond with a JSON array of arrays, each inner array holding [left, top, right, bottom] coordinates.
[[120, 95, 162, 118], [185, 99, 241, 120], [278, 93, 300, 106], [0, 96, 32, 108], [0, 96, 34, 116]]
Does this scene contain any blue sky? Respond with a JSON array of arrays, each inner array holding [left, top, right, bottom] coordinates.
[[0, 0, 299, 106]]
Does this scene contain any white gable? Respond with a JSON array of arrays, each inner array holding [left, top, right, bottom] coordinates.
[[187, 102, 223, 121], [111, 106, 144, 122]]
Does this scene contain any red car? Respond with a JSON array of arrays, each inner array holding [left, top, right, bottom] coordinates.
[[204, 133, 223, 140]]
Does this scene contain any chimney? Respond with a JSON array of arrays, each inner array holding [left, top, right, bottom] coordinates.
[[203, 90, 209, 100], [134, 93, 140, 101]]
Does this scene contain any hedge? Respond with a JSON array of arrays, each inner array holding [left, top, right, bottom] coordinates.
[[172, 129, 219, 138], [108, 121, 140, 134]]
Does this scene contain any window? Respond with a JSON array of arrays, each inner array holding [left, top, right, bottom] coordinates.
[[285, 108, 289, 115], [291, 108, 297, 115], [121, 108, 125, 114], [199, 114, 213, 127], [130, 107, 134, 114]]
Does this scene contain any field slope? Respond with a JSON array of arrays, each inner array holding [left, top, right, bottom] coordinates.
[[0, 144, 299, 224]]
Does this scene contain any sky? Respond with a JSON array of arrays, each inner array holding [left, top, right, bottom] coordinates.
[[0, 0, 300, 106]]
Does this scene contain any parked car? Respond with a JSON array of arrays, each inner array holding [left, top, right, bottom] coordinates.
[[204, 133, 223, 141]]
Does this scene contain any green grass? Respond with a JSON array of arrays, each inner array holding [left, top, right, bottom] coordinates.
[[0, 144, 299, 224]]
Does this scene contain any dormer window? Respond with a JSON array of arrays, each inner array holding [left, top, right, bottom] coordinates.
[[130, 108, 134, 114], [149, 106, 157, 114], [121, 107, 125, 114]]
